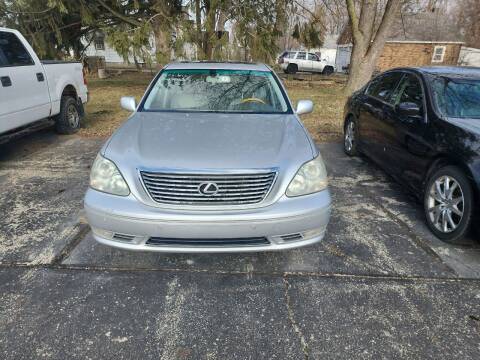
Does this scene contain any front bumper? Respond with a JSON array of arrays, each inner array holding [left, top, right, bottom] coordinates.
[[84, 188, 331, 253]]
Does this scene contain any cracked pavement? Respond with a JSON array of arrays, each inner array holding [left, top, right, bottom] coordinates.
[[1, 129, 480, 359]]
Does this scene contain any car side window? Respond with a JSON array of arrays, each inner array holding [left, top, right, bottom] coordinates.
[[0, 31, 34, 67], [296, 52, 306, 60], [307, 53, 319, 61], [366, 72, 403, 103], [365, 77, 382, 96], [397, 74, 424, 110]]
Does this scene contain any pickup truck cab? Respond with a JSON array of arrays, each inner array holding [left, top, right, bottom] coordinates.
[[0, 27, 88, 135], [278, 50, 336, 75]]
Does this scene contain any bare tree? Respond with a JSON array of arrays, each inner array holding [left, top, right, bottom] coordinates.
[[455, 0, 480, 48], [344, 0, 402, 95]]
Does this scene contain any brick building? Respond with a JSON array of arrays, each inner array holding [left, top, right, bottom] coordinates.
[[336, 41, 464, 73]]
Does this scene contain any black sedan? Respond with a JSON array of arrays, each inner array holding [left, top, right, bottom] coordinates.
[[343, 66, 480, 243]]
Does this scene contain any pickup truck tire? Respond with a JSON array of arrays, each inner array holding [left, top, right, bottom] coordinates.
[[55, 96, 81, 134], [322, 66, 334, 75], [286, 63, 298, 74]]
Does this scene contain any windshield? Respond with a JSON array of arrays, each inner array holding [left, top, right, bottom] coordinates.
[[142, 69, 289, 113], [432, 77, 480, 119]]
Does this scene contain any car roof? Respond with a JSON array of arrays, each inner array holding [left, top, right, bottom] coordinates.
[[164, 61, 271, 72], [391, 66, 480, 80], [0, 27, 18, 33]]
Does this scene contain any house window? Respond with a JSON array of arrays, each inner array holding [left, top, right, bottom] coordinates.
[[432, 46, 446, 63], [94, 37, 105, 51]]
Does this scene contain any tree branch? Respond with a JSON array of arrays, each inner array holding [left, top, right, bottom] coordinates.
[[346, 0, 361, 43], [96, 0, 142, 27], [367, 0, 402, 57]]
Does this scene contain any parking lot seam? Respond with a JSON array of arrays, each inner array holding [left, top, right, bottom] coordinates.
[[50, 223, 91, 265], [283, 275, 309, 359], [1, 262, 480, 283]]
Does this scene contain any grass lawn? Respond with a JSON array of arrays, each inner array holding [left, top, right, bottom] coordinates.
[[82, 72, 347, 142]]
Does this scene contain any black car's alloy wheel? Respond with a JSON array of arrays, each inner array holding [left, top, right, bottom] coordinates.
[[343, 118, 358, 156], [424, 166, 473, 243]]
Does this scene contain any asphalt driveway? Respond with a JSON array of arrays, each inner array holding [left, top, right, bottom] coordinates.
[[1, 130, 479, 359]]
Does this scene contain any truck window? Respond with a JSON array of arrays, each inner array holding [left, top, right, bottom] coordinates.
[[307, 53, 319, 61], [0, 32, 34, 67]]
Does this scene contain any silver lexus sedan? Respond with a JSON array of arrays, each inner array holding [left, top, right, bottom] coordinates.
[[84, 62, 331, 252]]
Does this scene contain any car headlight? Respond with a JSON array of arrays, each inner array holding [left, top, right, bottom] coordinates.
[[89, 154, 130, 196], [286, 155, 328, 197]]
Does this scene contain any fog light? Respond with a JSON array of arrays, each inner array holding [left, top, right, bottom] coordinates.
[[92, 227, 114, 240], [301, 228, 324, 239]]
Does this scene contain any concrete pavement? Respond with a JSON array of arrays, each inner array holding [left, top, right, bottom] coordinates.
[[0, 130, 479, 359]]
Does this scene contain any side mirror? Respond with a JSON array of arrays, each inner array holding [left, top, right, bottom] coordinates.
[[296, 100, 314, 115], [397, 102, 421, 118], [121, 96, 137, 112]]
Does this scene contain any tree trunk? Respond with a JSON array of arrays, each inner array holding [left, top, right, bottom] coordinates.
[[344, 0, 402, 95], [152, 19, 170, 65], [344, 46, 377, 92], [203, 0, 216, 60], [195, 0, 203, 59]]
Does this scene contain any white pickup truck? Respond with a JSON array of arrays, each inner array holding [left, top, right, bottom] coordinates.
[[0, 27, 88, 136], [278, 50, 336, 75]]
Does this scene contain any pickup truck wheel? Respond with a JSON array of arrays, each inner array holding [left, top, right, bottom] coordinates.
[[322, 66, 334, 75], [55, 96, 81, 134], [286, 63, 297, 74]]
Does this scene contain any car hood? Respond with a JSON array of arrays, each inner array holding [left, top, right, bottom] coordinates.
[[104, 112, 315, 170], [446, 117, 480, 136]]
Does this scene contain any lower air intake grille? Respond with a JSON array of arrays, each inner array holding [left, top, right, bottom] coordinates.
[[113, 233, 136, 242], [281, 233, 303, 242], [146, 237, 270, 247]]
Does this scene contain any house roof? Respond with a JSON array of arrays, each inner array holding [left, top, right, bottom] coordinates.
[[165, 61, 271, 72]]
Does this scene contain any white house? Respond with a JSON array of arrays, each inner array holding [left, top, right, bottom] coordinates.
[[82, 30, 196, 67], [459, 47, 480, 67]]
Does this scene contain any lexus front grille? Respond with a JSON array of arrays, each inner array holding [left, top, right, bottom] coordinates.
[[140, 170, 277, 205]]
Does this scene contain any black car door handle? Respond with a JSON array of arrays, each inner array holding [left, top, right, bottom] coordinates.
[[36, 72, 45, 82], [1, 76, 12, 87]]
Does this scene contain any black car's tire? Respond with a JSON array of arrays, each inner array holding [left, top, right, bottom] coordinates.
[[472, 217, 480, 241], [322, 66, 334, 75], [424, 166, 474, 244], [343, 117, 358, 156], [286, 63, 298, 74], [54, 96, 81, 134]]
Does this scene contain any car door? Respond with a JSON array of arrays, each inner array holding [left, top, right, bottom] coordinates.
[[307, 53, 319, 72], [357, 72, 404, 166], [384, 72, 434, 190], [311, 53, 326, 73], [0, 30, 50, 133], [295, 51, 307, 71]]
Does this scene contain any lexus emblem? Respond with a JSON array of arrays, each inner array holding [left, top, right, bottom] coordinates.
[[198, 182, 219, 195]]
